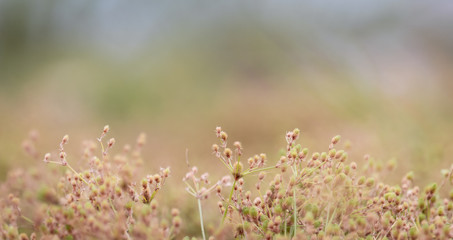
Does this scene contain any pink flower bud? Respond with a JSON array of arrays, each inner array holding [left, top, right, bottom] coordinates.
[[103, 125, 110, 134], [108, 138, 115, 148], [62, 135, 69, 144], [44, 153, 51, 162]]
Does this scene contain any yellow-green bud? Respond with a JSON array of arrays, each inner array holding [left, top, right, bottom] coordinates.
[[233, 162, 243, 180], [331, 135, 341, 144]]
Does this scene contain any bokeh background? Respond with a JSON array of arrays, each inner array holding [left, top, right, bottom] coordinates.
[[1, 2, 453, 229]]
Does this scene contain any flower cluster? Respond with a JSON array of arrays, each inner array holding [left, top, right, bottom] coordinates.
[[0, 126, 179, 240], [209, 128, 453, 240], [2, 126, 453, 239]]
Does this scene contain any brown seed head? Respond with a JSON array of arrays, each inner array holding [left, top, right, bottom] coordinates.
[[108, 138, 115, 148], [163, 168, 171, 178], [103, 125, 110, 134], [234, 141, 242, 150], [212, 144, 219, 152], [224, 148, 232, 158], [220, 131, 228, 142], [216, 127, 222, 136], [232, 162, 243, 180], [62, 135, 69, 145], [153, 174, 161, 183]]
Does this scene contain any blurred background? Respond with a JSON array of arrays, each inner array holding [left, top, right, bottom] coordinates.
[[1, 0, 453, 212]]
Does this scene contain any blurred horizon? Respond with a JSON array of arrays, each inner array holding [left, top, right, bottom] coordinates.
[[1, 1, 453, 186]]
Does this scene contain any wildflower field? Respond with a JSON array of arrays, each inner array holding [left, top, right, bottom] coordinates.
[[2, 123, 453, 239], [2, 1, 453, 239], [2, 77, 452, 240]]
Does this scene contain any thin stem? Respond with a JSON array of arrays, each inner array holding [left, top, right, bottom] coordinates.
[[149, 188, 159, 202], [185, 190, 197, 197], [284, 212, 287, 238], [292, 187, 297, 238], [291, 166, 297, 238], [258, 186, 271, 217], [222, 179, 237, 224], [109, 198, 118, 216], [99, 140, 105, 156], [21, 215, 34, 225], [243, 166, 276, 176], [66, 163, 89, 185], [167, 226, 175, 240], [198, 198, 206, 240], [184, 181, 197, 194], [219, 156, 233, 171], [239, 216, 247, 239], [326, 207, 337, 230], [425, 198, 430, 221], [325, 204, 330, 232], [383, 220, 397, 238], [46, 160, 64, 165]]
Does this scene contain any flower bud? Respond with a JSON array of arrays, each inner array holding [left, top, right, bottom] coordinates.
[[335, 150, 344, 159], [154, 174, 161, 183], [171, 208, 180, 217], [328, 149, 336, 158], [108, 138, 115, 148], [103, 125, 110, 134], [163, 168, 171, 178], [366, 178, 375, 187], [44, 153, 51, 162], [312, 152, 320, 160], [62, 135, 69, 144], [224, 148, 232, 158], [215, 127, 221, 136], [212, 144, 219, 152], [172, 216, 181, 228], [324, 175, 333, 184], [357, 176, 366, 185], [331, 135, 341, 144], [232, 162, 243, 180], [220, 131, 228, 141]]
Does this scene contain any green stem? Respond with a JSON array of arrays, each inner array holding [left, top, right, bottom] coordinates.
[[150, 188, 159, 201], [325, 204, 330, 232], [222, 179, 237, 224], [167, 226, 174, 240], [198, 198, 206, 240], [291, 165, 297, 238], [66, 164, 89, 185], [425, 198, 430, 221], [326, 207, 337, 229], [109, 198, 118, 216], [21, 215, 34, 225], [243, 166, 276, 176], [219, 158, 233, 172], [100, 140, 105, 155], [292, 187, 297, 238], [184, 181, 197, 195], [284, 212, 287, 238]]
